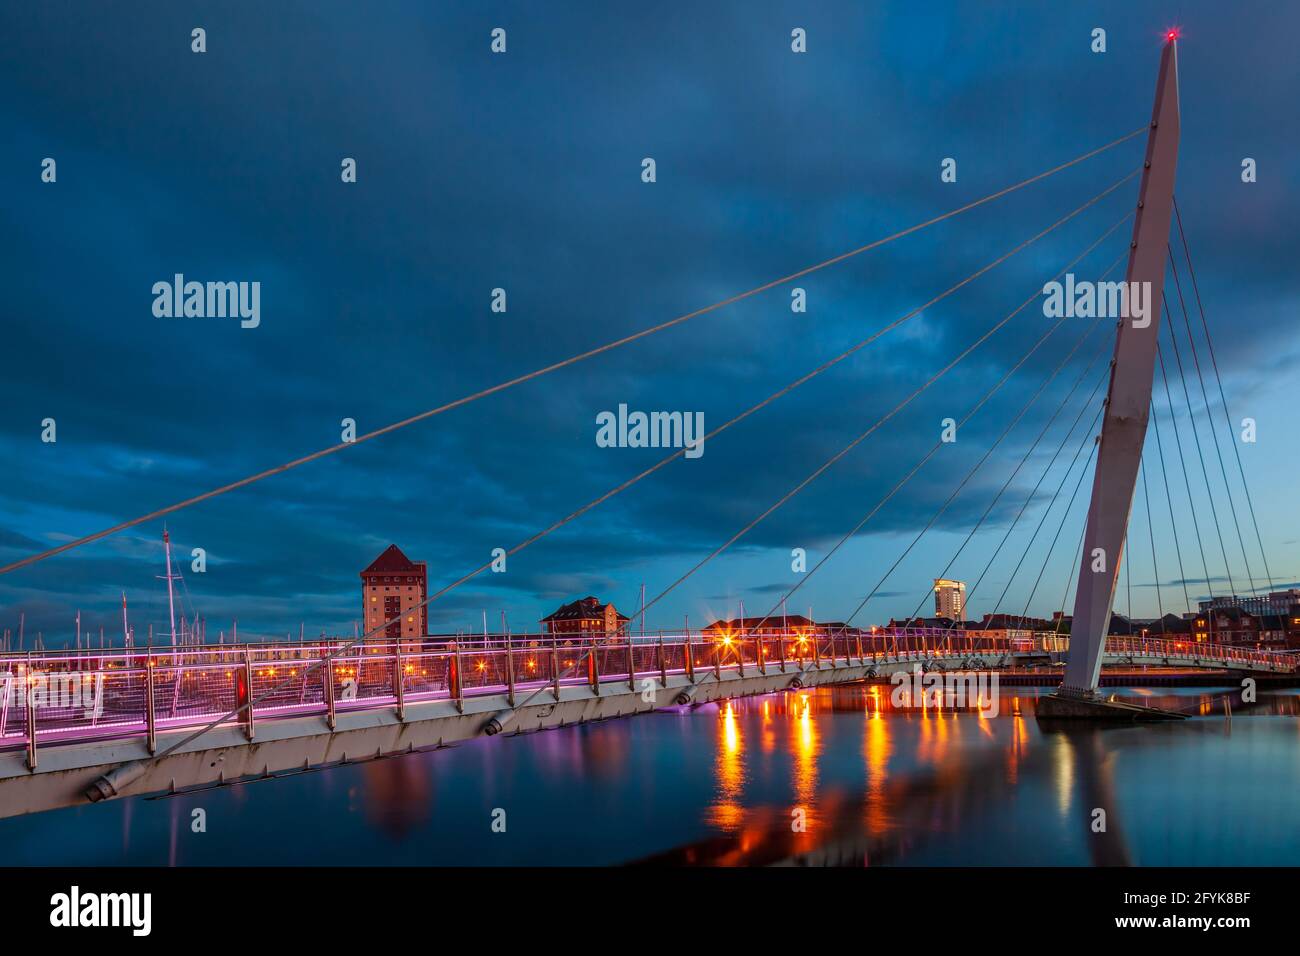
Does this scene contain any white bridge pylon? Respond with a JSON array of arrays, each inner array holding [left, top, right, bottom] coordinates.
[[1060, 37, 1181, 697]]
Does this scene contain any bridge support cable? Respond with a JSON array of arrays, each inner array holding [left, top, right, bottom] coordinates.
[[119, 173, 1142, 770], [886, 255, 1124, 635], [1156, 341, 1216, 607], [747, 285, 1117, 641], [1172, 196, 1274, 592], [1164, 254, 1253, 598], [1149, 397, 1193, 614], [1124, 528, 1132, 622], [906, 373, 1103, 634], [1049, 463, 1098, 641], [1168, 255, 1257, 597], [620, 210, 1135, 635], [826, 265, 1119, 640], [816, 312, 1113, 638], [418, 173, 1137, 633], [1019, 434, 1102, 629], [849, 360, 1106, 640], [1160, 289, 1237, 598], [0, 130, 1148, 580], [941, 387, 1107, 637], [1139, 457, 1167, 636], [905, 248, 1136, 639]]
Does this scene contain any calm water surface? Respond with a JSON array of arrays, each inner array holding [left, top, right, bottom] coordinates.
[[5, 684, 1300, 865]]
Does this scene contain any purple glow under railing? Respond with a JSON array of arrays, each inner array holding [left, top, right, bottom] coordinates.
[[0, 631, 1291, 758]]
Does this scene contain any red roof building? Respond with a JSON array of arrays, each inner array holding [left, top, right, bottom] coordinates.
[[540, 596, 629, 637], [360, 544, 428, 641]]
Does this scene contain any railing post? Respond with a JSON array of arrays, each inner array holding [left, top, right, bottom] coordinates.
[[24, 654, 37, 771], [813, 632, 821, 669], [736, 639, 745, 678], [757, 636, 766, 675], [778, 631, 787, 673], [450, 643, 464, 713], [145, 658, 157, 754], [657, 635, 667, 688], [505, 633, 516, 707], [0, 671, 10, 745], [323, 655, 336, 730], [242, 652, 255, 741], [714, 640, 722, 680], [588, 641, 601, 695], [551, 634, 561, 702], [627, 635, 636, 692], [394, 643, 407, 720], [684, 630, 695, 682], [855, 635, 864, 665]]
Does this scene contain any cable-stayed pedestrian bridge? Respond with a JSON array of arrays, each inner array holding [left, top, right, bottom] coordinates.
[[1, 33, 1289, 815], [0, 630, 1290, 818]]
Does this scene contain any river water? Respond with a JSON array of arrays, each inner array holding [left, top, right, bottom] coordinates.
[[5, 683, 1299, 865]]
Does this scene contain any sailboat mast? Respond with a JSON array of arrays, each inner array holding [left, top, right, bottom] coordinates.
[[163, 528, 178, 648]]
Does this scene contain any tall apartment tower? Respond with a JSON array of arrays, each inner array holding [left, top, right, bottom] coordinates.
[[934, 578, 966, 621], [361, 544, 428, 643]]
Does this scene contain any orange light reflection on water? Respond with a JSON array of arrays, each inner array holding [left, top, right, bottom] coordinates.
[[706, 701, 746, 831], [864, 686, 891, 833]]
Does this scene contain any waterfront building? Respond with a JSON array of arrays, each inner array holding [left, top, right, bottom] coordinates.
[[360, 544, 428, 642], [541, 596, 630, 637], [1199, 588, 1300, 617], [933, 578, 966, 620]]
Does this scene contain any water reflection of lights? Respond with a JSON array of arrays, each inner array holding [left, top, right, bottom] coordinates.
[[1006, 699, 1027, 784], [916, 695, 950, 765], [723, 703, 740, 754], [1052, 734, 1075, 818], [864, 690, 891, 831], [761, 699, 777, 753], [707, 701, 746, 831], [793, 693, 819, 826]]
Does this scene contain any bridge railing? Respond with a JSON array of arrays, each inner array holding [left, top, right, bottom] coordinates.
[[1099, 635, 1287, 670], [0, 630, 1293, 761]]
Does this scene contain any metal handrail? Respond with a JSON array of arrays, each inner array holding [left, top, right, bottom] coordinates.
[[0, 631, 1291, 755]]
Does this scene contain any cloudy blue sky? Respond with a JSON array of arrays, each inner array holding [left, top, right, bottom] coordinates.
[[1, 1, 1297, 644]]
